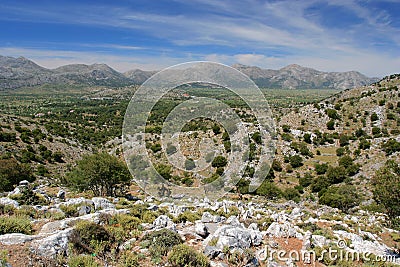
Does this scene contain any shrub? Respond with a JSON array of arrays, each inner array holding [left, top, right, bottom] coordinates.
[[381, 139, 400, 155], [173, 211, 200, 223], [371, 112, 379, 122], [0, 158, 34, 192], [359, 138, 371, 150], [70, 221, 113, 254], [272, 159, 282, 172], [299, 172, 313, 187], [255, 181, 282, 199], [0, 216, 32, 235], [141, 229, 183, 258], [311, 176, 331, 193], [65, 153, 131, 197], [339, 134, 349, 147], [326, 120, 335, 130], [283, 187, 301, 202], [319, 185, 361, 212], [118, 251, 139, 267], [251, 132, 262, 144], [326, 166, 347, 184], [289, 155, 303, 168], [68, 254, 99, 267], [326, 109, 340, 120], [168, 244, 209, 267], [371, 160, 400, 221], [282, 125, 290, 133], [315, 163, 328, 175], [211, 156, 227, 168], [336, 147, 346, 156]]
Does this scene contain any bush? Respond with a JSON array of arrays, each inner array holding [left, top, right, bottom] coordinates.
[[326, 120, 335, 130], [371, 112, 379, 122], [118, 251, 139, 267], [168, 244, 210, 267], [319, 185, 361, 212], [381, 139, 400, 155], [66, 153, 131, 197], [336, 147, 346, 156], [173, 211, 200, 223], [70, 221, 113, 254], [68, 254, 99, 267], [326, 109, 340, 120], [315, 163, 328, 175], [0, 158, 34, 192], [283, 187, 301, 202], [299, 172, 313, 187], [255, 181, 282, 199], [211, 156, 227, 168], [326, 166, 347, 184], [359, 138, 371, 150], [339, 134, 349, 147], [0, 216, 32, 235], [371, 160, 400, 221], [272, 159, 282, 172], [289, 155, 303, 168], [141, 229, 183, 258]]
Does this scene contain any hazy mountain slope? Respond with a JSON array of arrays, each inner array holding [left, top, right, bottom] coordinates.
[[233, 63, 378, 89], [0, 55, 377, 90]]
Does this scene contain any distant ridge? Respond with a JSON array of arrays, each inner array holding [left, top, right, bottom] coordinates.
[[0, 55, 378, 90], [232, 63, 378, 90]]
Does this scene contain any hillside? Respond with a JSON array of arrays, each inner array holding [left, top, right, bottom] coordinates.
[[0, 74, 399, 267], [0, 55, 377, 90]]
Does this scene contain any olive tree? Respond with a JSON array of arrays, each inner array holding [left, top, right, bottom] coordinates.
[[66, 153, 131, 197]]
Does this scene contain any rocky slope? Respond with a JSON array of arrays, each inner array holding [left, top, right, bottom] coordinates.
[[233, 63, 378, 89]]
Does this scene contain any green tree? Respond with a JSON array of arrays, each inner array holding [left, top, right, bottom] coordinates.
[[326, 120, 335, 130], [371, 112, 379, 122], [289, 155, 303, 168], [255, 181, 282, 199], [0, 158, 34, 192], [371, 160, 400, 221], [65, 153, 130, 197], [315, 163, 328, 175], [319, 185, 360, 212], [251, 132, 262, 144], [211, 156, 227, 168], [326, 166, 347, 184]]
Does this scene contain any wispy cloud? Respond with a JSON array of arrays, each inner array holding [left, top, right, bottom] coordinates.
[[0, 0, 398, 77]]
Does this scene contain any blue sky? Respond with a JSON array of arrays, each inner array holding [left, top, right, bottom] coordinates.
[[0, 0, 399, 77]]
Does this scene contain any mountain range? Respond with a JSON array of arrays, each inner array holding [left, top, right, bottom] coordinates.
[[0, 55, 378, 90]]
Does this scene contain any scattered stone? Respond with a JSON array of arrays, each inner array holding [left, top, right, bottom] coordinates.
[[0, 197, 19, 208], [92, 197, 115, 210], [152, 215, 176, 230], [311, 235, 327, 248], [195, 221, 209, 238], [0, 233, 39, 245], [56, 190, 66, 200], [226, 216, 241, 226], [204, 245, 221, 259], [202, 212, 214, 223], [78, 205, 91, 216], [30, 228, 73, 258], [19, 180, 29, 186]]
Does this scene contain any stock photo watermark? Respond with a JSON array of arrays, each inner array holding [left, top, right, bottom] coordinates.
[[122, 61, 276, 201], [256, 239, 398, 265]]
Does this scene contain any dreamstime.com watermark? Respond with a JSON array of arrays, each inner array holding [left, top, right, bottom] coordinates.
[[256, 240, 399, 265], [122, 61, 276, 201]]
